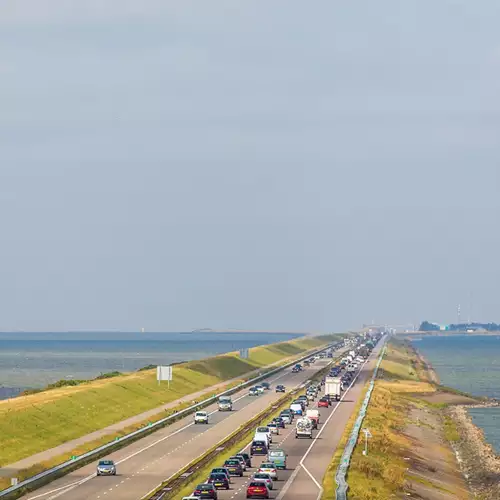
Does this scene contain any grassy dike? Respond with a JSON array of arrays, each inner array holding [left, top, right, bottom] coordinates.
[[321, 338, 473, 500], [0, 334, 340, 489]]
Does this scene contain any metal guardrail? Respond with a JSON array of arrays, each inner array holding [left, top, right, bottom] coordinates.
[[0, 341, 339, 499], [335, 342, 387, 500]]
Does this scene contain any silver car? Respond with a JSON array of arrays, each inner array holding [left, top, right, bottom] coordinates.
[[96, 459, 116, 476]]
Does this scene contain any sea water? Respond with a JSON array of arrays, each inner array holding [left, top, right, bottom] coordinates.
[[413, 335, 500, 453], [0, 331, 302, 396]]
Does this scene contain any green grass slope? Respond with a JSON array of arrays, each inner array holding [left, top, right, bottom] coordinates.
[[0, 335, 338, 467]]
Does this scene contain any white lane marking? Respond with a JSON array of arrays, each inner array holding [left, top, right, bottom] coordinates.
[[276, 351, 377, 500]]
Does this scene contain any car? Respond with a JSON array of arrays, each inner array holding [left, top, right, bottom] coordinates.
[[297, 395, 309, 406], [267, 422, 279, 435], [289, 402, 303, 415], [275, 384, 286, 393], [255, 385, 265, 394], [272, 416, 285, 428], [267, 448, 287, 469], [236, 452, 252, 468], [257, 462, 278, 480], [261, 382, 271, 390], [193, 483, 218, 499], [210, 468, 231, 483], [194, 411, 209, 424], [249, 387, 259, 396], [255, 426, 272, 444], [280, 409, 293, 424], [246, 481, 270, 499], [96, 459, 116, 476], [252, 472, 274, 490], [230, 455, 247, 471], [292, 399, 306, 411], [224, 459, 244, 476], [318, 398, 329, 408], [251, 440, 268, 456], [207, 473, 230, 490]]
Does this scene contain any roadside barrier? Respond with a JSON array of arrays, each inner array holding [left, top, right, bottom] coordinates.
[[335, 343, 387, 500], [0, 342, 339, 500]]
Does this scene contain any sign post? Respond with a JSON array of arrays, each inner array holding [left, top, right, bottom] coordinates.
[[361, 428, 372, 456], [157, 365, 173, 388]]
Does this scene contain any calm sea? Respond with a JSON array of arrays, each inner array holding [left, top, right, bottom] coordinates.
[[0, 331, 301, 396], [412, 335, 500, 454]]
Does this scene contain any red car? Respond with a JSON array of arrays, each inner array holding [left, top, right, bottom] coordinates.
[[318, 398, 329, 408], [246, 481, 270, 499]]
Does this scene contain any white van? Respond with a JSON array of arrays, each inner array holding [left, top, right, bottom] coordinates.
[[254, 426, 272, 444], [289, 403, 303, 415]]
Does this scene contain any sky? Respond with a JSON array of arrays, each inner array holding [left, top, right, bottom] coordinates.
[[1, 1, 499, 332]]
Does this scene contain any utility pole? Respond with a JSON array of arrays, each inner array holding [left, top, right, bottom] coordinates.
[[457, 304, 461, 326]]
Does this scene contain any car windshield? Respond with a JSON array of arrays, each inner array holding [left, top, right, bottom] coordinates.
[[226, 460, 239, 465], [254, 473, 270, 478], [269, 451, 284, 457], [195, 412, 206, 416], [253, 441, 265, 446], [250, 482, 266, 487], [257, 427, 268, 432], [260, 463, 274, 468], [98, 460, 113, 466], [210, 474, 225, 479]]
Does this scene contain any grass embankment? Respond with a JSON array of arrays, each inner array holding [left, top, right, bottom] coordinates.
[[322, 338, 471, 500], [0, 334, 339, 484]]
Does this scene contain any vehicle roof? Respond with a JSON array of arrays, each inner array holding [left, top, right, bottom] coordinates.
[[196, 483, 214, 489], [98, 460, 114, 465], [268, 449, 285, 454], [252, 440, 267, 445], [260, 462, 275, 467], [254, 472, 271, 477]]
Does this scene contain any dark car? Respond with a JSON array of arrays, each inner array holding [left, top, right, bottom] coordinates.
[[275, 384, 286, 393], [193, 483, 218, 499], [210, 468, 231, 483], [250, 440, 268, 456], [207, 473, 230, 490], [261, 382, 271, 390], [224, 459, 243, 477], [236, 452, 252, 468], [272, 417, 285, 428]]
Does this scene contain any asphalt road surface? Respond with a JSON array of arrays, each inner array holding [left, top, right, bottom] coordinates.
[[21, 356, 335, 500], [185, 340, 384, 500]]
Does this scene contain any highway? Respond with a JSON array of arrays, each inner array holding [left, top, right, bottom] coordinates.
[[185, 340, 384, 500], [21, 356, 334, 500]]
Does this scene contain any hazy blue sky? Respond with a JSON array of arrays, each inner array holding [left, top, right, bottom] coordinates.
[[1, 1, 499, 332]]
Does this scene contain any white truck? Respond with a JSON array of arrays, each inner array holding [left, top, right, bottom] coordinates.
[[324, 376, 342, 401], [218, 396, 233, 411], [295, 416, 313, 439]]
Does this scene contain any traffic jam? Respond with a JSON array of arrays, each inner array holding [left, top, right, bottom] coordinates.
[[182, 335, 380, 499]]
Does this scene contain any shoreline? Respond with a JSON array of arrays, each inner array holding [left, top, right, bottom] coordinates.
[[410, 340, 500, 499]]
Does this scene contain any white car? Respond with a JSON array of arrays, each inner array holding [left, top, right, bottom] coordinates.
[[267, 423, 280, 435], [255, 385, 265, 394], [255, 426, 272, 443], [257, 462, 278, 480], [194, 411, 208, 424], [252, 472, 274, 490]]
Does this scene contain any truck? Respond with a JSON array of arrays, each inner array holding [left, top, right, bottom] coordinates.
[[218, 396, 233, 411], [295, 416, 313, 439], [324, 376, 342, 401]]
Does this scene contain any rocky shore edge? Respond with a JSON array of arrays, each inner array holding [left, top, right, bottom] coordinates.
[[410, 341, 500, 498], [448, 404, 500, 499]]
